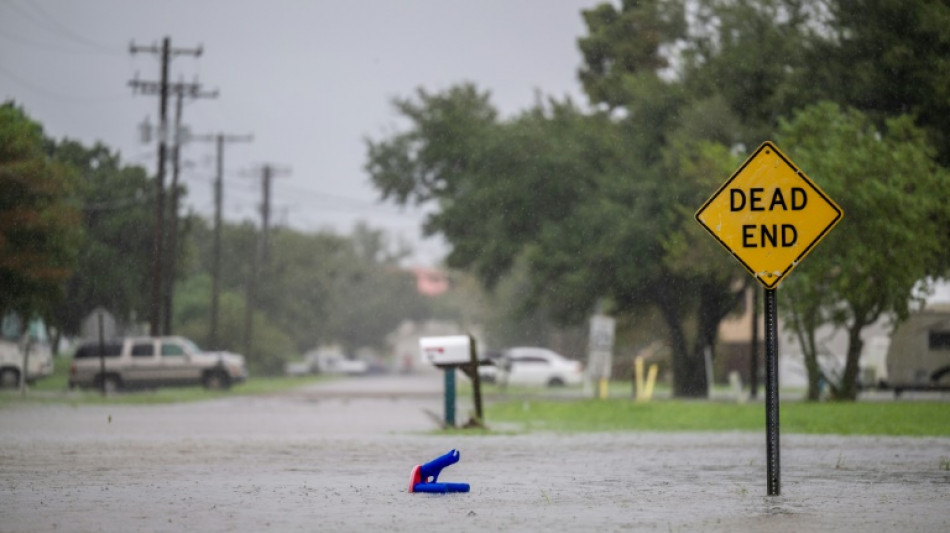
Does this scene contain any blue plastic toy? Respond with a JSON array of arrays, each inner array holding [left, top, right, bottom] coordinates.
[[409, 449, 471, 493]]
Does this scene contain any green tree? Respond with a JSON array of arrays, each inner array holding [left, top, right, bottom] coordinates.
[[172, 273, 295, 375], [366, 0, 950, 397], [577, 0, 686, 109], [179, 218, 322, 368], [806, 0, 950, 164], [366, 85, 612, 304], [368, 85, 523, 287], [0, 102, 81, 324], [325, 224, 429, 353], [477, 255, 585, 354], [47, 139, 154, 339], [777, 102, 950, 400], [680, 0, 818, 145], [259, 224, 428, 354], [181, 218, 432, 370], [555, 1, 759, 395], [366, 82, 743, 396], [568, 1, 762, 395]]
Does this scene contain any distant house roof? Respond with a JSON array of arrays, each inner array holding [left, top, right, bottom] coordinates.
[[411, 267, 449, 296]]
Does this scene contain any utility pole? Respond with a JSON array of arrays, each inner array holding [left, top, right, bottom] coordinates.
[[162, 79, 218, 335], [258, 164, 291, 263], [191, 132, 253, 350], [243, 164, 290, 360], [129, 37, 203, 336]]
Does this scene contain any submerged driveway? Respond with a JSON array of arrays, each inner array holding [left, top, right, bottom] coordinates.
[[1, 374, 948, 532]]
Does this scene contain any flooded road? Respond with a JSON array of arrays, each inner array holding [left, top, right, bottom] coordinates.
[[2, 374, 948, 532]]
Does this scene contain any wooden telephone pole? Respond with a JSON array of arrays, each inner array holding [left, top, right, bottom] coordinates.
[[243, 164, 290, 360], [163, 80, 218, 334], [191, 133, 254, 349], [128, 37, 204, 336]]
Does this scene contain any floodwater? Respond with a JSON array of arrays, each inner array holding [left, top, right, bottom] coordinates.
[[1, 374, 948, 532]]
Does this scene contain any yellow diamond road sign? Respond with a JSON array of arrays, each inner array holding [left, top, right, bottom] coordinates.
[[695, 141, 842, 289]]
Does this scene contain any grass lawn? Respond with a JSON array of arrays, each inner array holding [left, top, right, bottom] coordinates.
[[0, 359, 330, 407], [486, 398, 950, 437], [6, 365, 948, 437]]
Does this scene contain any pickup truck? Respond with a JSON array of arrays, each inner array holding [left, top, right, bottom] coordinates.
[[69, 336, 247, 392]]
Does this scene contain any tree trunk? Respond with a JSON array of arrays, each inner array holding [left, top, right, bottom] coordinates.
[[796, 318, 822, 401], [803, 352, 822, 401], [681, 344, 710, 397], [834, 324, 865, 401], [658, 300, 707, 398]]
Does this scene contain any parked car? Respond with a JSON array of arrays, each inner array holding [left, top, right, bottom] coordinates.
[[496, 347, 584, 387], [316, 353, 369, 375], [69, 336, 247, 392], [476, 350, 505, 384], [0, 314, 54, 388], [305, 345, 369, 375]]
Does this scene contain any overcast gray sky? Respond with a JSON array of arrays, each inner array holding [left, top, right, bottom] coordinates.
[[0, 0, 601, 265]]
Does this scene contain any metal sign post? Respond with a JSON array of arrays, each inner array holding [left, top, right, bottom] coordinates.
[[764, 288, 780, 495], [98, 311, 107, 397], [695, 141, 842, 496]]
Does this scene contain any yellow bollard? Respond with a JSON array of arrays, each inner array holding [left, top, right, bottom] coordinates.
[[643, 364, 658, 402], [634, 356, 645, 401], [598, 378, 609, 399]]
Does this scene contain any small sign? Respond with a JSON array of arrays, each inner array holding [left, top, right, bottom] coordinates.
[[587, 315, 615, 380], [589, 315, 616, 353], [695, 141, 842, 288], [81, 308, 117, 340]]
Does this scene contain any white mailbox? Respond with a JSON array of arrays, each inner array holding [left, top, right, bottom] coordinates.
[[420, 335, 473, 366]]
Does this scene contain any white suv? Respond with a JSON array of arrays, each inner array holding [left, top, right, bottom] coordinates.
[[69, 336, 247, 392]]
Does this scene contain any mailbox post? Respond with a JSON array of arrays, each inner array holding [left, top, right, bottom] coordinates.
[[419, 335, 486, 428]]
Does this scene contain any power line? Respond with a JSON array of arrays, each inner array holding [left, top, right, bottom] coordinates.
[[187, 178, 430, 221], [253, 180, 425, 215], [0, 25, 113, 56], [3, 0, 121, 56], [0, 62, 127, 104]]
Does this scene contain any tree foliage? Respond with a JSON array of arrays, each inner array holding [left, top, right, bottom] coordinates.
[[0, 106, 441, 375], [0, 102, 81, 323], [365, 0, 950, 399], [807, 0, 950, 164], [365, 82, 748, 396], [777, 102, 950, 400], [46, 139, 154, 338], [172, 272, 296, 376], [368, 85, 609, 289], [179, 218, 433, 373], [577, 0, 686, 109]]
